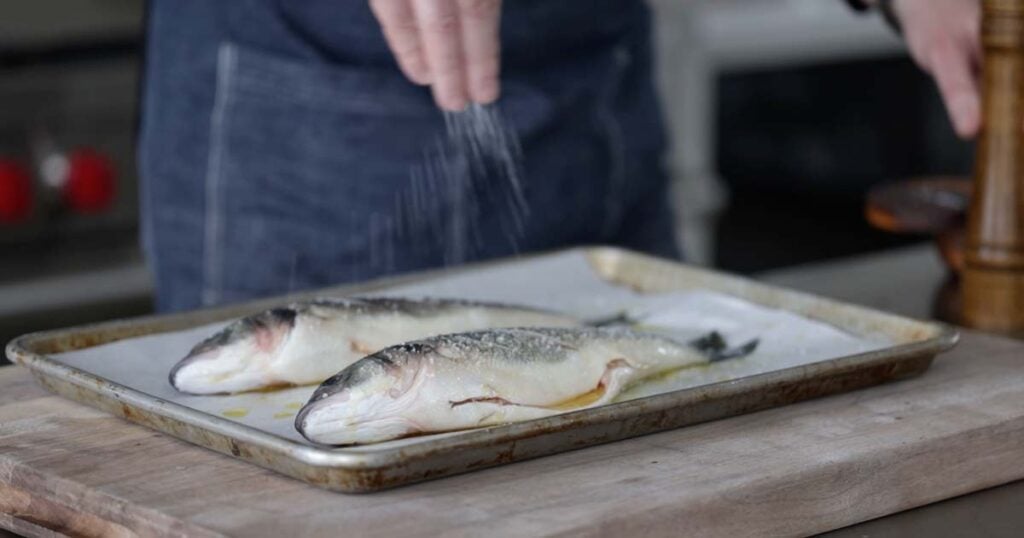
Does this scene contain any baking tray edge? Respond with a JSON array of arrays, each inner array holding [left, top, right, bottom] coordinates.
[[5, 246, 960, 492]]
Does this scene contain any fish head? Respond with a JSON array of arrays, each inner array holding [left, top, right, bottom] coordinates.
[[169, 307, 297, 394], [295, 342, 433, 445]]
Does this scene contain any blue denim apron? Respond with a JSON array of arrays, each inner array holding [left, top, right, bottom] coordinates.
[[140, 0, 677, 311]]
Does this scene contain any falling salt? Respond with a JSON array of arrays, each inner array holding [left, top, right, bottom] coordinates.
[[383, 103, 529, 270]]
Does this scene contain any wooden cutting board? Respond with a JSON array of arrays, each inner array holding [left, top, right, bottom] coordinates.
[[2, 330, 1024, 538]]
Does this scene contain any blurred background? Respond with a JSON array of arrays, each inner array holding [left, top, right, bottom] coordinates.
[[0, 0, 972, 356]]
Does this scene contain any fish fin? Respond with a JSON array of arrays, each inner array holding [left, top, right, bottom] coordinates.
[[689, 331, 727, 354], [689, 331, 759, 362], [544, 358, 637, 411], [593, 358, 638, 405]]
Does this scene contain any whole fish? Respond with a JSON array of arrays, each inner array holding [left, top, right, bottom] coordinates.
[[295, 327, 757, 445], [169, 298, 579, 395]]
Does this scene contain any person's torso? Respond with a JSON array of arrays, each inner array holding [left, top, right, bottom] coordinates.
[[151, 0, 649, 71]]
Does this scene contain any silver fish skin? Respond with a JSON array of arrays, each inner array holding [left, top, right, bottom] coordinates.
[[295, 327, 757, 445], [169, 298, 579, 395]]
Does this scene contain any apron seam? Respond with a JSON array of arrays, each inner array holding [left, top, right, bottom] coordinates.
[[201, 42, 237, 306], [596, 44, 632, 239]]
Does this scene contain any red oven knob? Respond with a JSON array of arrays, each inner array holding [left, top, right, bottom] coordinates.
[[0, 158, 33, 223], [64, 148, 116, 213]]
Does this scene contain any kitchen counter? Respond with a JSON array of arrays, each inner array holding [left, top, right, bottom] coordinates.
[[759, 245, 1024, 537], [2, 244, 1023, 537]]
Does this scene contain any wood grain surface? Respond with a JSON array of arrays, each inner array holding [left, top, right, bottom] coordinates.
[[1, 330, 1024, 537]]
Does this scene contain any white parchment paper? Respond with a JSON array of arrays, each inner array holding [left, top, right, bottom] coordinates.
[[50, 251, 887, 449]]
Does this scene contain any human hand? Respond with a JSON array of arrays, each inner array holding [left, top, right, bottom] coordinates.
[[369, 0, 502, 111], [894, 0, 981, 139]]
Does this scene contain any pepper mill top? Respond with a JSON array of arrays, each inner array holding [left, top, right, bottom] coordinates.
[[984, 0, 1024, 48]]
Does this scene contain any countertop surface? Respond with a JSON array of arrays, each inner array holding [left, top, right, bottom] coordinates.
[[761, 245, 1024, 537]]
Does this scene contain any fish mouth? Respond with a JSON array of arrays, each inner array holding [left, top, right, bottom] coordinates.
[[294, 399, 316, 434], [296, 354, 426, 444], [294, 391, 363, 444], [168, 345, 228, 394], [295, 364, 372, 439], [295, 395, 419, 445], [168, 354, 203, 393], [168, 307, 298, 394]]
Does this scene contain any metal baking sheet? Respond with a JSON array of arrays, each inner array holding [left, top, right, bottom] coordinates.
[[6, 247, 958, 492]]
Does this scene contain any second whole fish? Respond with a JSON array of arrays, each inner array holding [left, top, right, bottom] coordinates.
[[296, 327, 758, 445]]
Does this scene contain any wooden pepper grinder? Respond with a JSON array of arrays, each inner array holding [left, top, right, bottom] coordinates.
[[963, 0, 1024, 335]]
